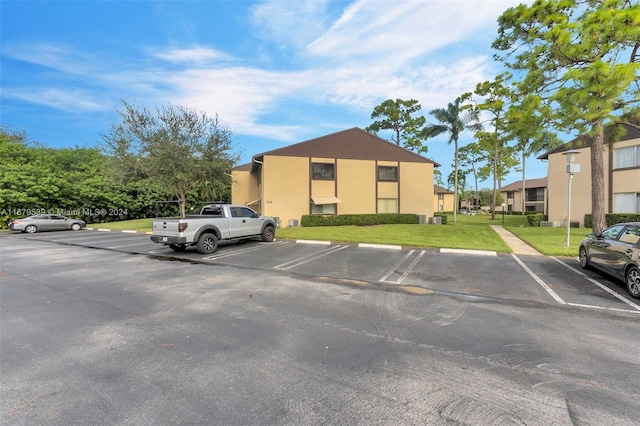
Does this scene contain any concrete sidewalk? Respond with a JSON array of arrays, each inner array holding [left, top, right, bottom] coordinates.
[[490, 225, 542, 256]]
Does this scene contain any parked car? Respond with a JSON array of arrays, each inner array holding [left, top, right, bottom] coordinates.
[[579, 222, 640, 299], [9, 215, 86, 233]]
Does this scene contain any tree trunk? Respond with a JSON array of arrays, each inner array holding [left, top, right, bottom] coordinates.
[[491, 144, 498, 221], [178, 182, 187, 218], [591, 120, 606, 234], [521, 151, 526, 213], [453, 139, 459, 224]]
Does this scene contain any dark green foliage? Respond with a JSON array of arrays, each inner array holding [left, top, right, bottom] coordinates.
[[526, 213, 548, 227], [301, 214, 418, 227], [585, 213, 640, 229]]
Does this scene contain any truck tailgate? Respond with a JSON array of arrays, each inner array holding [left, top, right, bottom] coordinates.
[[152, 218, 184, 236]]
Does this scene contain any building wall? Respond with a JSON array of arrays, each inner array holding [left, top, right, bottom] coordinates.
[[233, 155, 435, 225], [546, 136, 640, 226], [433, 193, 454, 212], [399, 162, 433, 216], [261, 155, 310, 225], [231, 169, 260, 212], [336, 159, 376, 214], [547, 147, 592, 227], [501, 187, 547, 214]]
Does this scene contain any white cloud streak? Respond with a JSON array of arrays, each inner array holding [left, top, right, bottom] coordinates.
[[2, 0, 520, 141]]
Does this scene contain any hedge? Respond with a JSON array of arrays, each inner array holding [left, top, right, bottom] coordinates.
[[584, 213, 640, 228], [301, 213, 419, 227]]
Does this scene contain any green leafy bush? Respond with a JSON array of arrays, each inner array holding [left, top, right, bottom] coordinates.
[[434, 213, 448, 224], [526, 213, 548, 226], [301, 213, 418, 227]]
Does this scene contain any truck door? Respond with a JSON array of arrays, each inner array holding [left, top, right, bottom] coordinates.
[[228, 207, 245, 239], [238, 207, 263, 236]]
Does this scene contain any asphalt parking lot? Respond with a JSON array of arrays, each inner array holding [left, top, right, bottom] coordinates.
[[3, 229, 640, 425], [8, 228, 640, 314]]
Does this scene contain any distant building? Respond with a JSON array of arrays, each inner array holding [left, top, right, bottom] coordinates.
[[433, 185, 454, 212], [499, 178, 548, 214], [232, 128, 440, 225]]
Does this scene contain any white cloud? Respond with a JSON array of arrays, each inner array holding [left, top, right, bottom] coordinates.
[[151, 47, 231, 64], [250, 0, 331, 49], [2, 87, 105, 112], [2, 1, 517, 143]]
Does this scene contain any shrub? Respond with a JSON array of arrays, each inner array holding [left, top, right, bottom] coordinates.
[[526, 213, 547, 227], [434, 212, 448, 224], [301, 213, 418, 227], [584, 213, 640, 229]]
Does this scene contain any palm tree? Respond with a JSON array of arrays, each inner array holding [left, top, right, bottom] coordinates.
[[422, 95, 480, 223]]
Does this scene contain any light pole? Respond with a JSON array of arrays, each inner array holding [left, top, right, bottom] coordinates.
[[502, 203, 505, 225], [562, 150, 580, 247]]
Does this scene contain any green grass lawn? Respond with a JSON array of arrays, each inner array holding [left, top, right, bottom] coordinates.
[[87, 218, 152, 233], [90, 213, 589, 256]]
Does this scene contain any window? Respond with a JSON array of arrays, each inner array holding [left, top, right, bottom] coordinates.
[[526, 188, 544, 202], [377, 198, 398, 213], [602, 225, 625, 240], [507, 191, 514, 199], [378, 166, 398, 182], [614, 145, 640, 169], [438, 193, 444, 200], [311, 163, 335, 180], [438, 205, 444, 212], [311, 204, 336, 214], [614, 193, 640, 213], [619, 226, 640, 245], [230, 207, 257, 218]]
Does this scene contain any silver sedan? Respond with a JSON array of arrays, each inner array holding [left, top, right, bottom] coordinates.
[[9, 214, 86, 233]]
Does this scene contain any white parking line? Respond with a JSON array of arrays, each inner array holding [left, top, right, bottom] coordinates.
[[511, 254, 566, 304], [553, 257, 640, 311], [379, 250, 425, 284], [274, 245, 348, 270], [202, 241, 287, 260], [440, 248, 497, 256]]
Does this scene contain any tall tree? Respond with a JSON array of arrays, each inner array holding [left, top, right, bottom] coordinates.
[[473, 73, 519, 220], [365, 99, 427, 152], [102, 101, 239, 218], [505, 96, 562, 212], [493, 0, 640, 234], [458, 142, 489, 210], [422, 94, 480, 223]]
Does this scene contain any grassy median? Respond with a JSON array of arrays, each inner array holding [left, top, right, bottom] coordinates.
[[90, 213, 589, 257]]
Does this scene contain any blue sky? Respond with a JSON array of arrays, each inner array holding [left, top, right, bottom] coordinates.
[[1, 0, 553, 187]]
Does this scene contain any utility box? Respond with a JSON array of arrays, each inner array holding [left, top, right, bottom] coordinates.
[[417, 215, 426, 224], [288, 219, 299, 228], [428, 216, 442, 225]]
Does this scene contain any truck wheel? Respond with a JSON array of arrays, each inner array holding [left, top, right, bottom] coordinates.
[[261, 226, 275, 242], [169, 244, 187, 252], [196, 233, 218, 254]]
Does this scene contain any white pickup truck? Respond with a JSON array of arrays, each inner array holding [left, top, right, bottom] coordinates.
[[150, 204, 276, 254]]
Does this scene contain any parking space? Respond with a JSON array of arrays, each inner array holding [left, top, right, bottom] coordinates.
[[5, 229, 639, 314]]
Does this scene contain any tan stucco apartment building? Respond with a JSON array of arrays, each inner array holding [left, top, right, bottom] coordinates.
[[499, 178, 548, 214], [433, 185, 454, 212], [539, 123, 640, 227], [232, 128, 439, 226]]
